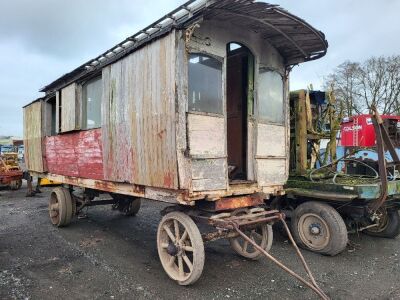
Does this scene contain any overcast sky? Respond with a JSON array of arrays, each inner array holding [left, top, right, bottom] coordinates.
[[0, 0, 399, 137]]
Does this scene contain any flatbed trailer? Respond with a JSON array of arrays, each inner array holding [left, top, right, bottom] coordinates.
[[276, 176, 400, 256], [275, 90, 400, 256], [285, 177, 400, 204]]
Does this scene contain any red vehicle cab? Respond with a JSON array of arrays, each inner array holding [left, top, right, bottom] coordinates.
[[340, 114, 400, 147]]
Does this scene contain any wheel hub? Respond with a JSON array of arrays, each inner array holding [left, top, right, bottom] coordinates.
[[309, 223, 321, 235], [167, 243, 179, 256], [298, 213, 330, 251]]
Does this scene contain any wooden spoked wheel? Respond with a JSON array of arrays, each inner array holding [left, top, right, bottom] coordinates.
[[49, 187, 74, 227], [157, 211, 205, 286], [229, 208, 273, 260]]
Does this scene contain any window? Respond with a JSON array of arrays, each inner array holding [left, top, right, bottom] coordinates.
[[258, 70, 284, 124], [188, 54, 223, 114], [48, 98, 57, 135], [82, 76, 102, 129]]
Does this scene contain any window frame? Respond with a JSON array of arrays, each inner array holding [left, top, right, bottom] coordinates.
[[187, 52, 224, 116], [257, 67, 286, 125], [81, 75, 103, 130]]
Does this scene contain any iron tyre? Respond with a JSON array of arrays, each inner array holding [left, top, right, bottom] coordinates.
[[48, 187, 74, 227], [229, 225, 273, 260], [292, 201, 348, 256], [123, 198, 142, 216], [10, 179, 22, 190], [111, 194, 142, 216], [157, 211, 205, 286], [365, 209, 400, 239], [229, 208, 273, 260]]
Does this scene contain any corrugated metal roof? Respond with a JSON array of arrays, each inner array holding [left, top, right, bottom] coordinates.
[[40, 0, 328, 93]]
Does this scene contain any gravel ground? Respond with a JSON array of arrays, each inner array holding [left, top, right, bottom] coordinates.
[[0, 185, 399, 300]]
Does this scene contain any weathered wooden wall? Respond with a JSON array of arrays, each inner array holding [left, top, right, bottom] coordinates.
[[102, 32, 178, 189], [256, 124, 287, 186], [185, 20, 289, 190], [45, 129, 103, 180], [57, 83, 80, 133], [23, 101, 45, 172], [187, 114, 227, 191]]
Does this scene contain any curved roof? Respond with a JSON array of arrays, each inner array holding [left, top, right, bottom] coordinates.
[[41, 0, 328, 93]]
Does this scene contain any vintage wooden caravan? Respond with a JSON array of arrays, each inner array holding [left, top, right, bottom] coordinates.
[[24, 0, 328, 286]]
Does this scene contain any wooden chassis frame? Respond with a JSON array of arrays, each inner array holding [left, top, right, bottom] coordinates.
[[30, 171, 284, 206]]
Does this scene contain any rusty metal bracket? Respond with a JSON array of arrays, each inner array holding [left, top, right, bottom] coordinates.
[[211, 211, 329, 300], [369, 105, 399, 212]]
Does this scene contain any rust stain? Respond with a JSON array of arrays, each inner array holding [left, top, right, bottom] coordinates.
[[215, 194, 264, 211], [157, 129, 166, 139], [93, 180, 145, 195], [163, 172, 173, 189]]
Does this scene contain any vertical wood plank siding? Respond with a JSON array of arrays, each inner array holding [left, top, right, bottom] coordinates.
[[60, 83, 80, 132], [23, 101, 45, 172], [102, 33, 178, 189]]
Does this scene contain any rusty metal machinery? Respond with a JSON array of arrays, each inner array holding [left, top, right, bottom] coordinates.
[[282, 90, 400, 256], [0, 152, 23, 190]]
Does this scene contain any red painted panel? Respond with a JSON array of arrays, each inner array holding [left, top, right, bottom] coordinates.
[[340, 114, 400, 147], [44, 129, 104, 180]]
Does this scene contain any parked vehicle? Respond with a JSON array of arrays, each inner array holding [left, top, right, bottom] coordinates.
[[274, 90, 400, 256], [18, 145, 24, 161], [0, 152, 23, 190], [23, 0, 329, 295], [0, 145, 17, 155]]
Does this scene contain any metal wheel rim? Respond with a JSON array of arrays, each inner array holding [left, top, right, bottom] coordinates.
[[158, 217, 196, 282], [49, 193, 60, 225], [298, 213, 330, 250]]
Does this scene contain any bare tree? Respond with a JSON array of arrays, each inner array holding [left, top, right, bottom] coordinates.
[[324, 56, 400, 116], [324, 61, 362, 116]]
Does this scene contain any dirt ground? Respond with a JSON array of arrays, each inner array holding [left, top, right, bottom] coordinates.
[[0, 185, 399, 300]]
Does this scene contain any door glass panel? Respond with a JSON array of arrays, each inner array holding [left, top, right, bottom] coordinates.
[[259, 70, 284, 124], [188, 54, 223, 114]]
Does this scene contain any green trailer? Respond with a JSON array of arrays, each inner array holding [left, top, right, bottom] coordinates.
[[271, 91, 400, 256]]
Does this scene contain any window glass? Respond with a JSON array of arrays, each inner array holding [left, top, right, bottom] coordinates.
[[50, 99, 57, 135], [188, 54, 223, 114], [258, 70, 284, 124], [82, 76, 102, 129]]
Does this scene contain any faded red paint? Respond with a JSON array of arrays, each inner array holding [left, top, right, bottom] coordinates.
[[163, 172, 174, 189], [0, 170, 23, 185], [45, 129, 104, 180]]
